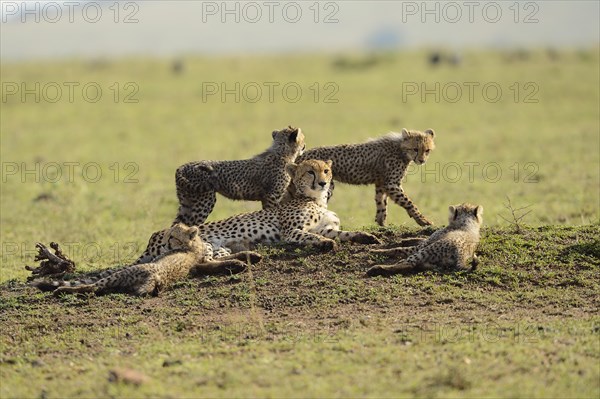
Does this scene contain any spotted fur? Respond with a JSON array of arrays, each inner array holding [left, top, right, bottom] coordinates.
[[296, 128, 436, 226], [174, 126, 305, 225], [33, 224, 261, 296], [367, 203, 483, 276], [138, 160, 380, 261]]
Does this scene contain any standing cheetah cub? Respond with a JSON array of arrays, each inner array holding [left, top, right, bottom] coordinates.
[[32, 224, 252, 296], [367, 203, 483, 276], [174, 126, 305, 226], [297, 128, 435, 226]]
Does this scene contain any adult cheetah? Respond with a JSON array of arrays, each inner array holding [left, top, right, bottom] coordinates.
[[137, 159, 380, 262], [296, 128, 436, 226]]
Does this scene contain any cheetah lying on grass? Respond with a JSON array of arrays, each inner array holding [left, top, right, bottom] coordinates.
[[32, 223, 259, 296], [138, 159, 381, 262], [367, 203, 483, 276]]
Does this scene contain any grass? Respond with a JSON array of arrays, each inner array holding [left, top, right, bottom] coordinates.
[[1, 49, 599, 397], [1, 225, 599, 398], [1, 49, 599, 280]]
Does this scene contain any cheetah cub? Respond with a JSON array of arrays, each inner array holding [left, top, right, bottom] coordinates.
[[174, 126, 305, 225], [297, 128, 435, 226], [32, 224, 249, 296], [367, 203, 483, 276]]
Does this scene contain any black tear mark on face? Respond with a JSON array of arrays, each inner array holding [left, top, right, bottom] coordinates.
[[307, 170, 317, 188]]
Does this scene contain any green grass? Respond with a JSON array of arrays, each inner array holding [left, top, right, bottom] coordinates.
[[1, 225, 599, 398], [1, 50, 599, 397], [1, 49, 599, 282]]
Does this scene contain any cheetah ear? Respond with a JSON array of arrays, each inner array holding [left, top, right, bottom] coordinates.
[[286, 163, 298, 177], [272, 130, 279, 139], [288, 129, 298, 143], [325, 159, 333, 168], [425, 129, 435, 138], [448, 205, 457, 220], [401, 128, 409, 135], [474, 205, 483, 217], [188, 226, 199, 239]]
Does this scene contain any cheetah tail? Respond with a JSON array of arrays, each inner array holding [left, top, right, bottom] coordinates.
[[30, 277, 97, 292]]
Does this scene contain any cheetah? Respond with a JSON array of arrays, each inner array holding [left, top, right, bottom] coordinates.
[[296, 128, 436, 227], [32, 223, 259, 296], [174, 125, 305, 226], [137, 159, 380, 262], [366, 203, 483, 276]]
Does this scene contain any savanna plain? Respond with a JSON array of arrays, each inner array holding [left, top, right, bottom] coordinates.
[[1, 50, 599, 398]]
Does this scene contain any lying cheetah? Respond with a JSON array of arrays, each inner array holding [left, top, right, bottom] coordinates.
[[174, 125, 305, 226], [367, 203, 483, 276], [137, 160, 380, 261], [32, 224, 259, 296], [296, 128, 435, 226]]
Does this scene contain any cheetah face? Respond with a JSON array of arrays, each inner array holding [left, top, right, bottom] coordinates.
[[401, 128, 435, 165], [167, 223, 201, 250], [272, 125, 306, 160], [286, 159, 333, 203], [448, 203, 484, 227]]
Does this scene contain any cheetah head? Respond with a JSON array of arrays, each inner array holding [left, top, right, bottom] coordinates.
[[286, 159, 333, 205], [400, 128, 435, 165], [167, 223, 204, 252], [271, 125, 306, 160], [448, 203, 484, 227]]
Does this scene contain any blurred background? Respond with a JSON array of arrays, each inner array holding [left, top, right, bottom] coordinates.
[[1, 1, 599, 59], [1, 1, 599, 275]]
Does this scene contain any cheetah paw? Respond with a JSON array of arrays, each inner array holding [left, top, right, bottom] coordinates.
[[316, 239, 338, 252], [352, 233, 381, 245], [366, 265, 391, 277], [235, 251, 263, 264], [225, 261, 247, 274]]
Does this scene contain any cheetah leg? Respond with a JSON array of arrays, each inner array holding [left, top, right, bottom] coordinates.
[[317, 228, 381, 245], [393, 237, 428, 246], [406, 242, 453, 272], [174, 163, 218, 225], [212, 243, 262, 264], [135, 229, 169, 264], [261, 190, 286, 209], [450, 247, 477, 272], [470, 253, 479, 270], [133, 278, 160, 296], [282, 229, 338, 252], [53, 284, 96, 296], [367, 248, 431, 276], [220, 251, 263, 265], [385, 184, 432, 226], [369, 246, 418, 257], [366, 260, 415, 277], [212, 246, 233, 258], [173, 191, 216, 226], [189, 259, 247, 276], [374, 185, 388, 226]]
